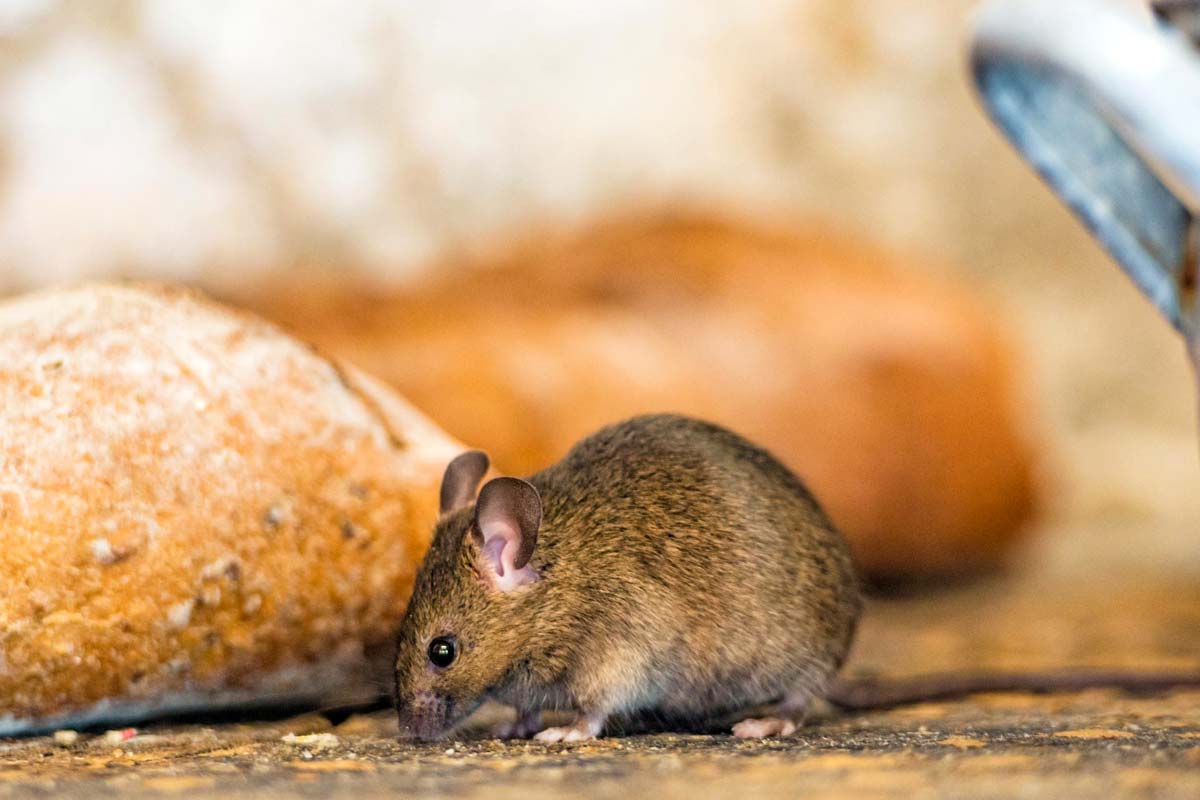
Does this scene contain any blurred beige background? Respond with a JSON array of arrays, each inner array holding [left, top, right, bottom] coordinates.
[[0, 0, 1195, 571]]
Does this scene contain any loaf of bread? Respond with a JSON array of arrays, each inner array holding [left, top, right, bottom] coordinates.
[[0, 284, 462, 735], [243, 215, 1040, 581]]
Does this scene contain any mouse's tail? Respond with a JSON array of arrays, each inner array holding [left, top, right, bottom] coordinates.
[[826, 669, 1200, 711]]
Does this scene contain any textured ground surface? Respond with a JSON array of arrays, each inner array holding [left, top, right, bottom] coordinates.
[[3, 523, 1199, 800]]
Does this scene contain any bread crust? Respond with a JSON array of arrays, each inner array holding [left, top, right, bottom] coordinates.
[[0, 283, 461, 732]]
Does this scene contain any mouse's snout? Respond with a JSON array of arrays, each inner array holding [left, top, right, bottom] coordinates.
[[395, 691, 454, 741]]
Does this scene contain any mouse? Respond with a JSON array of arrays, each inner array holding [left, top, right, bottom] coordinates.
[[392, 413, 1200, 741], [393, 412, 860, 741]]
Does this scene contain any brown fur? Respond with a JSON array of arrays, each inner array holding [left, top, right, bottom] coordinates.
[[393, 414, 861, 739]]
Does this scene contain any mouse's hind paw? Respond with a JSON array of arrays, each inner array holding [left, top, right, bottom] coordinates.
[[733, 688, 814, 738]]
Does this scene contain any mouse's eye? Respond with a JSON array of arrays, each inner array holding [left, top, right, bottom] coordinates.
[[428, 635, 457, 668]]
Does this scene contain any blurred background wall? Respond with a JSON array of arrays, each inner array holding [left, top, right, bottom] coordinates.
[[0, 0, 1196, 570]]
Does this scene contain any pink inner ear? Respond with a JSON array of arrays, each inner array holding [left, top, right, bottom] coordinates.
[[479, 519, 538, 591], [481, 536, 509, 577]]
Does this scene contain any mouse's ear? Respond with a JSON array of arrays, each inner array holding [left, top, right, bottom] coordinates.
[[439, 450, 490, 514], [473, 477, 542, 592]]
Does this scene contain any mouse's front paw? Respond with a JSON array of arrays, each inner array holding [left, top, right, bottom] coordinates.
[[731, 716, 799, 738], [532, 713, 605, 743]]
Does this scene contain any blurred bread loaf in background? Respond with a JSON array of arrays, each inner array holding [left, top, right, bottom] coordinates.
[[0, 284, 461, 734], [239, 215, 1040, 581]]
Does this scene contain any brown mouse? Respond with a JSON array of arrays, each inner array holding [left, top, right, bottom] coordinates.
[[393, 413, 861, 740], [393, 413, 1200, 741]]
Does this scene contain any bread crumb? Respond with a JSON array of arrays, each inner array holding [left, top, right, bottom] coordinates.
[[53, 729, 79, 746]]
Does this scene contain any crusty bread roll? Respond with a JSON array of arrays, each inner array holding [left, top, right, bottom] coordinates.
[[0, 284, 462, 735], [243, 215, 1040, 581]]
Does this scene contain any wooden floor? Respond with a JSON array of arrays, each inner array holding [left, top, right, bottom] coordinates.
[[3, 520, 1200, 799]]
